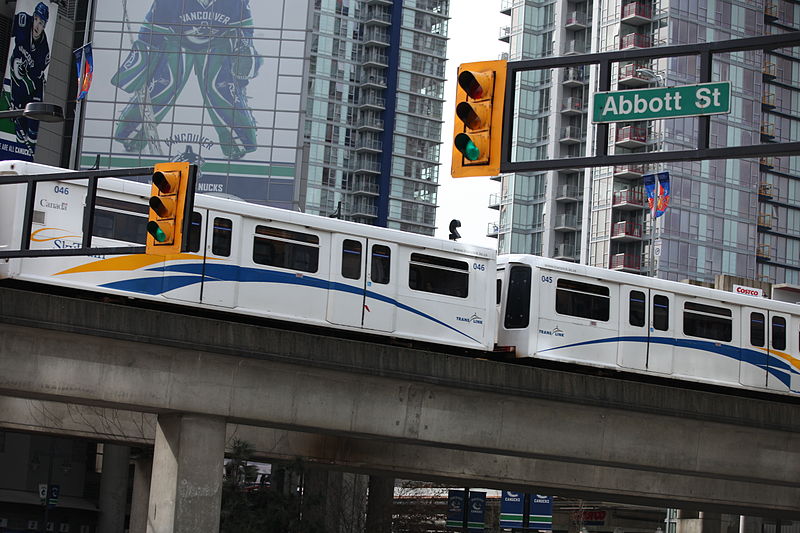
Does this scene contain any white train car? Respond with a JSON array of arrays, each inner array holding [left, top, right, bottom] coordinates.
[[496, 254, 800, 396], [0, 161, 497, 352]]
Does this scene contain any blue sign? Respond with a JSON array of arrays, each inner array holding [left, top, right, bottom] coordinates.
[[500, 490, 524, 528], [446, 490, 486, 532], [47, 484, 60, 507], [530, 494, 553, 530]]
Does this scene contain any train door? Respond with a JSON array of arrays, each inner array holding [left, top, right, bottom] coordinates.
[[617, 286, 648, 370], [363, 241, 397, 332], [325, 237, 397, 333], [740, 307, 769, 388], [164, 210, 241, 308], [767, 312, 791, 391], [326, 235, 368, 328], [647, 291, 674, 374]]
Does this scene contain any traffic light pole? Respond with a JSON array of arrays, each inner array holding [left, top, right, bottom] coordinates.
[[0, 166, 194, 259], [497, 31, 800, 173]]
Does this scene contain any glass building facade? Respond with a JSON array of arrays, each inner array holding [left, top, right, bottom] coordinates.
[[304, 0, 448, 235], [499, 0, 800, 286]]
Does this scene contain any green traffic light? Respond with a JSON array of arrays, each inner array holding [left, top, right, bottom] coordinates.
[[147, 221, 168, 243], [454, 133, 480, 161]]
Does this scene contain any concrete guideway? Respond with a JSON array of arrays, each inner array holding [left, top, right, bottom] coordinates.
[[1, 286, 800, 523]]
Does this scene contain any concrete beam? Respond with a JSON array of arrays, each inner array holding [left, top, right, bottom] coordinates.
[[1, 398, 798, 517], [1, 288, 800, 516]]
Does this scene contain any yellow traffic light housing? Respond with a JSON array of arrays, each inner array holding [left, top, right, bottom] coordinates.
[[451, 59, 507, 178], [146, 162, 197, 255]]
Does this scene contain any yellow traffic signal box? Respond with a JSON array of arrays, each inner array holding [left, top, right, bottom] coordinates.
[[145, 162, 197, 255]]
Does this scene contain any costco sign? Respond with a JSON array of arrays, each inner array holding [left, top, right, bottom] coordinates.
[[733, 285, 765, 298]]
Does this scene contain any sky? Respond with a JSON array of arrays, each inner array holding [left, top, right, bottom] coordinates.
[[432, 1, 509, 248]]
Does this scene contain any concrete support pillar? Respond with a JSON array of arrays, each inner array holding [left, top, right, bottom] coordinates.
[[676, 511, 722, 533], [146, 414, 226, 533], [129, 452, 153, 533], [97, 443, 131, 533], [365, 476, 394, 533], [304, 469, 368, 533], [739, 516, 763, 533]]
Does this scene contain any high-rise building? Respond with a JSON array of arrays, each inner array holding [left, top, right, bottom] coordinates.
[[303, 0, 448, 235], [496, 0, 800, 285], [5, 0, 449, 237]]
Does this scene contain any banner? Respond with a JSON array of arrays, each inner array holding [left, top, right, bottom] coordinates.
[[644, 171, 670, 218], [0, 0, 59, 161], [446, 490, 485, 532], [74, 43, 93, 100]]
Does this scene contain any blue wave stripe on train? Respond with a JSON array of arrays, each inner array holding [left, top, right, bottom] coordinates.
[[538, 336, 796, 388], [98, 262, 481, 343]]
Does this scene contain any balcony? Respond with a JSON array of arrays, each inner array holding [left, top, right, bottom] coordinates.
[[565, 40, 587, 55], [488, 193, 503, 210], [359, 94, 386, 109], [760, 156, 775, 170], [565, 11, 588, 30], [354, 158, 381, 174], [758, 183, 774, 200], [351, 200, 378, 217], [757, 244, 771, 261], [618, 62, 653, 87], [357, 115, 384, 131], [610, 253, 642, 272], [501, 0, 514, 15], [560, 125, 585, 144], [356, 138, 383, 152], [366, 0, 392, 5], [363, 9, 391, 25], [763, 62, 777, 81], [499, 26, 512, 42], [611, 221, 643, 240], [761, 122, 776, 142], [554, 243, 579, 261], [620, 33, 651, 49], [352, 178, 379, 196], [615, 125, 648, 148], [757, 213, 773, 230], [765, 2, 778, 22], [554, 214, 580, 231], [614, 164, 647, 179], [563, 67, 588, 87], [762, 92, 777, 111], [364, 29, 390, 46], [360, 72, 387, 88], [561, 97, 586, 115], [556, 185, 582, 202], [363, 51, 389, 67], [621, 2, 653, 25], [612, 189, 644, 209]]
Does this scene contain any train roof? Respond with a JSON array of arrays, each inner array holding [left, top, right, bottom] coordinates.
[[499, 254, 800, 315], [0, 160, 495, 261]]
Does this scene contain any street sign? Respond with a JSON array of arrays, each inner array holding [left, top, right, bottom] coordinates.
[[592, 81, 731, 123]]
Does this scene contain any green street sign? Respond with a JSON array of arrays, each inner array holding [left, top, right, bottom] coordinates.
[[592, 81, 731, 123]]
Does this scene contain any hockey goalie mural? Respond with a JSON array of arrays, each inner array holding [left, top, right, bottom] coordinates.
[[82, 0, 309, 207], [0, 0, 58, 161]]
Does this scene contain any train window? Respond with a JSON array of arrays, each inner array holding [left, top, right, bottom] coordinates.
[[371, 245, 390, 284], [504, 265, 531, 329], [187, 212, 202, 253], [408, 253, 469, 298], [341, 240, 362, 279], [212, 218, 232, 256], [629, 290, 646, 327], [92, 197, 148, 245], [683, 302, 732, 342], [772, 316, 787, 350], [555, 278, 610, 321], [253, 225, 319, 273], [653, 295, 669, 331], [750, 312, 765, 347]]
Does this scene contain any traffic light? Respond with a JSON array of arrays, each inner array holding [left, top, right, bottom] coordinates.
[[452, 59, 507, 178], [146, 162, 197, 255]]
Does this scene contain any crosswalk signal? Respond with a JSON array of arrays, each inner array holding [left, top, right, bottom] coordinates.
[[452, 59, 507, 178], [146, 162, 197, 255]]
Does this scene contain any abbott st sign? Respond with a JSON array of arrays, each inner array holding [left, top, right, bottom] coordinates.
[[592, 81, 731, 123]]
